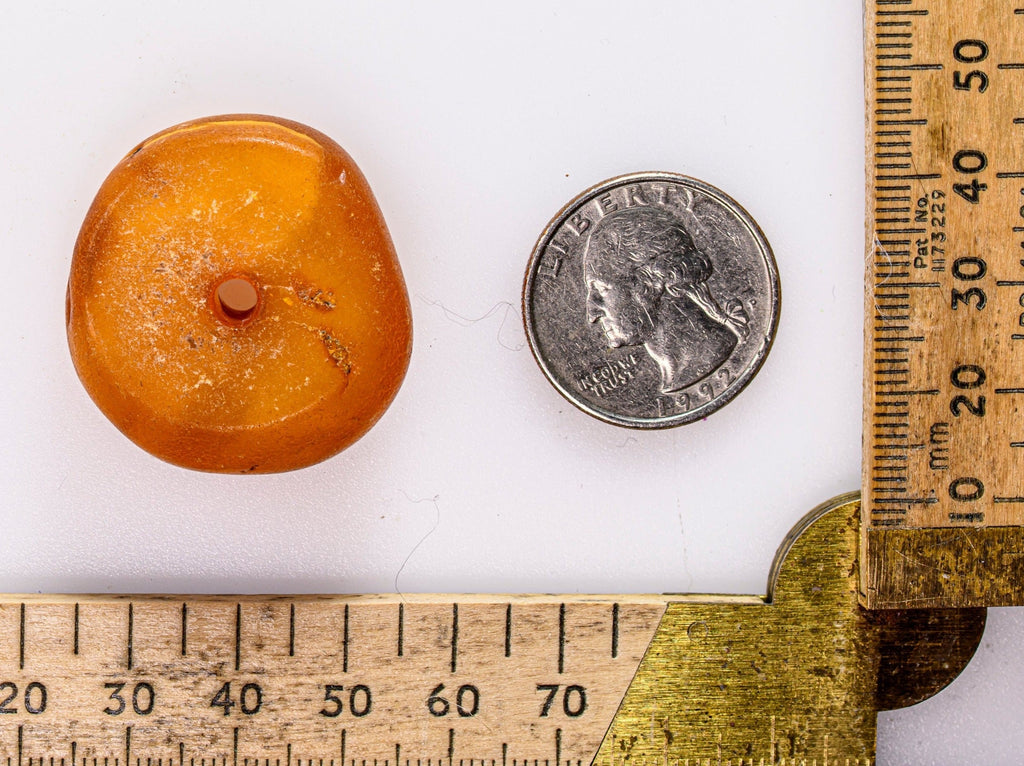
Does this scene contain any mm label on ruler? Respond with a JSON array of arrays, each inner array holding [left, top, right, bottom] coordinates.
[[863, 0, 1024, 608]]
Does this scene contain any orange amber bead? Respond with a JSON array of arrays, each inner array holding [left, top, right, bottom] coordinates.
[[66, 115, 412, 473]]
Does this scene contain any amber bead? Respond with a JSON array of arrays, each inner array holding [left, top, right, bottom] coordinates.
[[66, 115, 412, 473]]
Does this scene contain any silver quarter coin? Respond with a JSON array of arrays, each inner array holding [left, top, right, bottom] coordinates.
[[523, 172, 780, 428]]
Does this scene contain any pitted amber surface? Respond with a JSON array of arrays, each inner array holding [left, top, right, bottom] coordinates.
[[66, 115, 412, 473]]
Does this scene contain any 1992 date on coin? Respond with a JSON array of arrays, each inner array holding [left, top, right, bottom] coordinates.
[[523, 172, 780, 428]]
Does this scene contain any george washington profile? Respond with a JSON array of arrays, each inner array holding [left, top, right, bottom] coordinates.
[[582, 206, 749, 394]]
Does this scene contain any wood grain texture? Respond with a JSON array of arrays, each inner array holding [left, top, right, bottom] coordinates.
[[0, 497, 985, 765], [0, 595, 664, 764], [862, 0, 1024, 607]]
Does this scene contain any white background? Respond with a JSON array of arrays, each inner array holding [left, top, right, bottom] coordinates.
[[0, 2, 1020, 763]]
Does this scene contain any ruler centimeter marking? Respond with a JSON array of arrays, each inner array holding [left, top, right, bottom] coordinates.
[[0, 499, 942, 766], [0, 595, 666, 765], [862, 0, 1024, 608], [0, 588, 889, 766]]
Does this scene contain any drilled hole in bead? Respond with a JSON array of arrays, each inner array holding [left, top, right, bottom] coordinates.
[[214, 277, 260, 323]]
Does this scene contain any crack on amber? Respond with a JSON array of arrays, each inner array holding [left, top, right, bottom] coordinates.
[[316, 328, 351, 373], [293, 279, 337, 311]]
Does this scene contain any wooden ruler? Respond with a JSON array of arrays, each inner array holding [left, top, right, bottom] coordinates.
[[0, 594, 665, 766], [0, 497, 988, 765], [862, 0, 1024, 608]]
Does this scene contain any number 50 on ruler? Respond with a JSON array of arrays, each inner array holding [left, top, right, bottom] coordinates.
[[863, 0, 1024, 609]]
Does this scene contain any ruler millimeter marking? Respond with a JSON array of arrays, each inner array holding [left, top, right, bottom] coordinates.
[[0, 595, 667, 765], [0, 497, 986, 765], [862, 0, 1024, 608]]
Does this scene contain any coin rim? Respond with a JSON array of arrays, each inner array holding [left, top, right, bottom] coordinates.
[[522, 171, 781, 429]]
